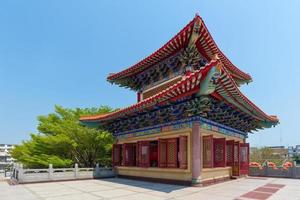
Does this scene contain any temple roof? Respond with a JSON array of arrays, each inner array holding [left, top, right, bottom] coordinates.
[[107, 14, 252, 89], [81, 60, 217, 122], [80, 60, 278, 132]]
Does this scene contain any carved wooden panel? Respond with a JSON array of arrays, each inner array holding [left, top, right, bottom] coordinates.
[[203, 135, 213, 168], [179, 136, 188, 169]]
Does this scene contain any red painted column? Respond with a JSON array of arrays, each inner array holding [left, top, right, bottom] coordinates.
[[192, 122, 202, 184]]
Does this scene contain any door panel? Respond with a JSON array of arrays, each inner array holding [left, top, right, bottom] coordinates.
[[203, 135, 213, 168], [166, 138, 178, 168], [213, 138, 226, 167], [179, 136, 188, 169], [240, 143, 250, 175], [226, 140, 234, 166], [232, 141, 240, 176]]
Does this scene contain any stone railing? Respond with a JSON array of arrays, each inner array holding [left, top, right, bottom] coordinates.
[[249, 166, 300, 179], [12, 163, 115, 184]]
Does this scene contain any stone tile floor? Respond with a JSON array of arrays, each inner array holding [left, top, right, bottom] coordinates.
[[0, 177, 299, 200]]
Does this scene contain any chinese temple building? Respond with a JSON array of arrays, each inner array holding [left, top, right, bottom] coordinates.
[[80, 14, 278, 186]]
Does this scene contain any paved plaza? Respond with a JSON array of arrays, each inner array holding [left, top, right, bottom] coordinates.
[[0, 177, 300, 200]]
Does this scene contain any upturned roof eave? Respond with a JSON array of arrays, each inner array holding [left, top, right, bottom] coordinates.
[[106, 14, 252, 87]]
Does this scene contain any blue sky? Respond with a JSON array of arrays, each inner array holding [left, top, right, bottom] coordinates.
[[0, 1, 299, 147]]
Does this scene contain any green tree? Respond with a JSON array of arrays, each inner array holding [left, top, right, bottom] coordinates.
[[11, 105, 114, 168], [250, 147, 284, 166]]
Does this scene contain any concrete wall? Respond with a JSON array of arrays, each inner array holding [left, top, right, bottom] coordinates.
[[249, 167, 300, 179], [201, 167, 232, 181], [116, 167, 192, 181]]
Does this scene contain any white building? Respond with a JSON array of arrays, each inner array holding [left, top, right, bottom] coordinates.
[[288, 145, 300, 158], [0, 144, 15, 171]]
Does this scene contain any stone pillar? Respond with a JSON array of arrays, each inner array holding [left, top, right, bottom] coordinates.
[[18, 163, 24, 182], [94, 163, 100, 178], [192, 122, 202, 184], [74, 163, 78, 178], [48, 164, 53, 180]]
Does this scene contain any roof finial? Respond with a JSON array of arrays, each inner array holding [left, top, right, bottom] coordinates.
[[195, 12, 202, 19]]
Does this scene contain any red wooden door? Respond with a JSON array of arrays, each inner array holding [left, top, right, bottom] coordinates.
[[226, 140, 234, 166], [136, 142, 140, 166], [213, 138, 226, 167], [179, 136, 188, 169], [203, 135, 213, 168], [232, 141, 240, 176], [150, 142, 158, 167], [240, 143, 250, 175], [124, 143, 134, 166], [139, 141, 150, 167], [112, 144, 122, 167], [158, 139, 167, 168], [166, 138, 178, 168]]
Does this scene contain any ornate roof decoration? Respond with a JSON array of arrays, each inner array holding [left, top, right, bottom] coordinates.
[[215, 65, 278, 127], [80, 60, 278, 131], [80, 60, 218, 122], [107, 14, 252, 90]]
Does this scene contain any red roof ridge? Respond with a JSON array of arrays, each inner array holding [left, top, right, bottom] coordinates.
[[107, 16, 196, 81], [107, 14, 252, 85], [80, 112, 116, 121], [196, 15, 252, 81], [217, 64, 278, 123]]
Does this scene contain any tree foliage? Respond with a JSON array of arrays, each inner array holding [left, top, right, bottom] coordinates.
[[11, 105, 114, 168]]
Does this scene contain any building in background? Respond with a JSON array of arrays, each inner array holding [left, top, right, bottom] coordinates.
[[80, 14, 279, 185], [0, 144, 15, 172], [267, 146, 288, 159], [288, 145, 300, 158]]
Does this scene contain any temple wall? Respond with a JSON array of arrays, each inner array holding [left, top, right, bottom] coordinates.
[[116, 167, 192, 181], [200, 128, 244, 142], [116, 128, 192, 182], [114, 122, 247, 184], [201, 167, 232, 182]]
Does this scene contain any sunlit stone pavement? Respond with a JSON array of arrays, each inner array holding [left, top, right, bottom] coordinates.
[[1, 177, 300, 200]]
